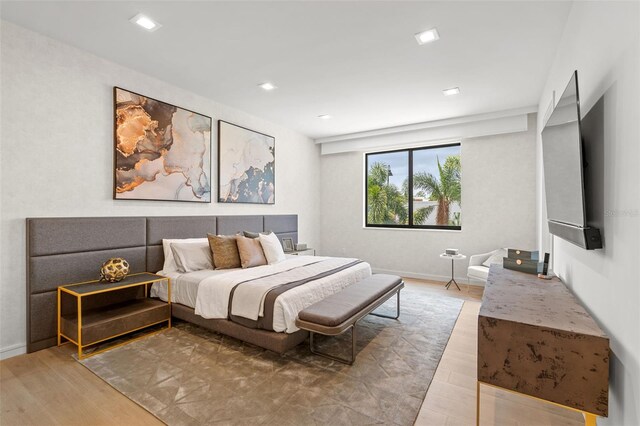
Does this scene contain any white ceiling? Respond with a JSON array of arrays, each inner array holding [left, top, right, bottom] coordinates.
[[1, 1, 572, 139]]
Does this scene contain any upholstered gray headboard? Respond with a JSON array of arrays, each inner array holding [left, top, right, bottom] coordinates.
[[26, 215, 298, 353]]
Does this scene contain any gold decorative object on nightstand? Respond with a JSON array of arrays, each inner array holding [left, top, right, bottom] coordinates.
[[100, 257, 130, 282]]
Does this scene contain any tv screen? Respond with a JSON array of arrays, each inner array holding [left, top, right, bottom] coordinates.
[[542, 71, 586, 228]]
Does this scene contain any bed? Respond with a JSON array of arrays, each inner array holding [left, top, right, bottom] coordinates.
[[153, 256, 370, 326], [25, 215, 371, 354]]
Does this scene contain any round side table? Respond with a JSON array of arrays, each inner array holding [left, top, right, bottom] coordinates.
[[439, 253, 467, 291]]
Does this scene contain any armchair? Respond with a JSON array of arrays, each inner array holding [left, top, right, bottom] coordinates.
[[467, 248, 506, 283]]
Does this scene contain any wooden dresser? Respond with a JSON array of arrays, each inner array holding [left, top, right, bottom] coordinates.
[[477, 265, 609, 425]]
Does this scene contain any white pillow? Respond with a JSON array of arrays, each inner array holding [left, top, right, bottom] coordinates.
[[161, 238, 208, 273], [170, 241, 213, 272], [258, 232, 286, 265], [482, 248, 507, 268]]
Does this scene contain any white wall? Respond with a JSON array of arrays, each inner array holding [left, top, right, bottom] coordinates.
[[0, 22, 321, 358], [535, 2, 639, 425], [320, 114, 537, 282]]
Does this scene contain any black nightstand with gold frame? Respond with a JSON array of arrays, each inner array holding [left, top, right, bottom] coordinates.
[[57, 272, 171, 359]]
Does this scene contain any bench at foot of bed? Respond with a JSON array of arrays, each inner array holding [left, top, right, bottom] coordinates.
[[295, 274, 404, 365]]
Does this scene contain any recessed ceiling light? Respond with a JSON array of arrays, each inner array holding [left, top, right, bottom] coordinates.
[[415, 28, 440, 45], [258, 82, 277, 91], [318, 114, 332, 120], [130, 13, 161, 32], [442, 87, 460, 96]]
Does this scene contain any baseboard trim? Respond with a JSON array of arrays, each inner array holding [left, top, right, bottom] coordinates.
[[371, 267, 485, 288], [1, 343, 27, 360]]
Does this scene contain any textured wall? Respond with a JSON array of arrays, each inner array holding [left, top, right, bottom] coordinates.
[[0, 22, 321, 357], [319, 114, 537, 282], [535, 2, 640, 425]]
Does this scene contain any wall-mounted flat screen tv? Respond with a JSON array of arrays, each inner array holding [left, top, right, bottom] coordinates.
[[541, 71, 602, 249]]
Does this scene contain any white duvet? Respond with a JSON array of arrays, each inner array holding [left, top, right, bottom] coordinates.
[[151, 256, 371, 333]]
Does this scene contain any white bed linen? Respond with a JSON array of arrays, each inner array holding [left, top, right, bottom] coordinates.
[[151, 256, 371, 333], [271, 261, 370, 332], [231, 257, 362, 321], [195, 256, 321, 318], [150, 269, 232, 308], [195, 256, 371, 333]]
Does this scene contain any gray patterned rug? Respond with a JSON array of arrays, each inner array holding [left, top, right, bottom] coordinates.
[[79, 289, 463, 425]]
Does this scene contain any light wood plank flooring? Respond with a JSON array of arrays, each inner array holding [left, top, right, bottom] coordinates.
[[1, 278, 583, 425], [407, 278, 583, 426]]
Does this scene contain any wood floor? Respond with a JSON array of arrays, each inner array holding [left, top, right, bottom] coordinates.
[[0, 278, 583, 426], [408, 278, 583, 426]]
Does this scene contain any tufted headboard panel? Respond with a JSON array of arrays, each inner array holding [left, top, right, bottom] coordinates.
[[26, 214, 297, 353]]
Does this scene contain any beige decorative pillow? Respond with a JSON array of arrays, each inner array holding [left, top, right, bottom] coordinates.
[[236, 235, 268, 268], [207, 234, 241, 270]]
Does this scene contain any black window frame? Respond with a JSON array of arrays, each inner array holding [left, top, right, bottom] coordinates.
[[364, 142, 462, 230]]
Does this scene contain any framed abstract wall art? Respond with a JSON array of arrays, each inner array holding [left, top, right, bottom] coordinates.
[[114, 87, 212, 202], [218, 120, 275, 204]]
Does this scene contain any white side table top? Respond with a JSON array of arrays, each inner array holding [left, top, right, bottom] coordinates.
[[440, 253, 467, 260]]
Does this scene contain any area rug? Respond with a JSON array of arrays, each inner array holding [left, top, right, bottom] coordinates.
[[79, 289, 463, 425]]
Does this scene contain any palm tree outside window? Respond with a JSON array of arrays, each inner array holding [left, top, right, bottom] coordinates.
[[365, 143, 461, 229]]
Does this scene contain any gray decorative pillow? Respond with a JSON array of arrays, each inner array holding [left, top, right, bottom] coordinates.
[[482, 248, 507, 268], [236, 235, 268, 268], [207, 234, 241, 270], [243, 230, 272, 239]]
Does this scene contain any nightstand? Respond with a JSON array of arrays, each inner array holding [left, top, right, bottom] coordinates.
[[288, 248, 316, 256], [57, 272, 171, 359]]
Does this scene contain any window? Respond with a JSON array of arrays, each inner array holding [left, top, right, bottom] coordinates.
[[365, 143, 461, 230]]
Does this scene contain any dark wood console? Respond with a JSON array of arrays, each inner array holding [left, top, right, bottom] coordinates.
[[477, 265, 609, 425]]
